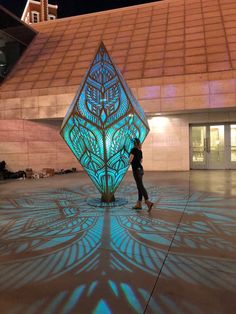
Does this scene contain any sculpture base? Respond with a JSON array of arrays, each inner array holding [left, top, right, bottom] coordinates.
[[101, 193, 115, 202], [87, 197, 128, 207]]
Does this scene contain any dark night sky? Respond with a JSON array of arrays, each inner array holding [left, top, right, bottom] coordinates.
[[0, 0, 161, 18]]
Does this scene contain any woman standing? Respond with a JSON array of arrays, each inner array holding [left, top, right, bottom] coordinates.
[[129, 138, 154, 212]]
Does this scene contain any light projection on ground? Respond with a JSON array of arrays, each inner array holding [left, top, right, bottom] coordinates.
[[0, 182, 236, 313], [60, 42, 149, 202]]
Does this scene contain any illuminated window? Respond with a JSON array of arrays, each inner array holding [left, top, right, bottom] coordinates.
[[31, 11, 39, 23]]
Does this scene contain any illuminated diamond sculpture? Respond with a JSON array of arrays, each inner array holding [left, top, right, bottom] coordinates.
[[60, 42, 149, 202]]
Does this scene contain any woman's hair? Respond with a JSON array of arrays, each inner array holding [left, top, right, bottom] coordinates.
[[133, 138, 141, 147]]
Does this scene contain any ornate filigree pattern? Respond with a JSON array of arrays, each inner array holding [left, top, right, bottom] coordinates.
[[0, 183, 236, 313], [60, 42, 149, 201]]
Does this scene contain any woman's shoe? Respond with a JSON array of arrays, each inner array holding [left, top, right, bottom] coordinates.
[[145, 200, 154, 212], [132, 201, 142, 210]]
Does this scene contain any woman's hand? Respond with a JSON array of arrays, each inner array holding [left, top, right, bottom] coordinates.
[[129, 154, 134, 164]]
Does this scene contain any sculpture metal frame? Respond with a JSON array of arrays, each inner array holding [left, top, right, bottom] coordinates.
[[61, 42, 149, 203]]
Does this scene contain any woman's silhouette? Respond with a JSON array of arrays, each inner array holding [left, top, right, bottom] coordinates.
[[129, 138, 154, 212]]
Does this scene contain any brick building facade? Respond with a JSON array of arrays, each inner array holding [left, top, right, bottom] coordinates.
[[21, 0, 57, 24]]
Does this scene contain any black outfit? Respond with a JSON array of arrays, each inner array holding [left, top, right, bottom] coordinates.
[[130, 147, 148, 201], [0, 160, 26, 180]]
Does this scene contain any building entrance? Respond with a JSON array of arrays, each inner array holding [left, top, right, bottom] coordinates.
[[190, 124, 236, 169]]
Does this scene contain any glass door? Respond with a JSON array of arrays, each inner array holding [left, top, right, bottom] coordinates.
[[190, 123, 236, 169], [190, 126, 207, 169], [208, 125, 225, 169], [230, 124, 236, 169]]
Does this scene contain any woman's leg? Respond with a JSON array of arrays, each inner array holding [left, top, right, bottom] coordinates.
[[133, 169, 148, 200], [133, 169, 153, 212], [133, 171, 143, 201]]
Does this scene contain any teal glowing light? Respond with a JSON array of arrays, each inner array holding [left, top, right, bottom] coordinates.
[[61, 42, 149, 202], [93, 299, 111, 314]]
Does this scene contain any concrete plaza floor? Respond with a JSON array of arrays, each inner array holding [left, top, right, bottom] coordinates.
[[0, 171, 235, 314]]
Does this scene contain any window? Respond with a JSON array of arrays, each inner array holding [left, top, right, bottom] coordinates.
[[31, 11, 40, 23], [48, 14, 56, 20], [0, 6, 36, 82]]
